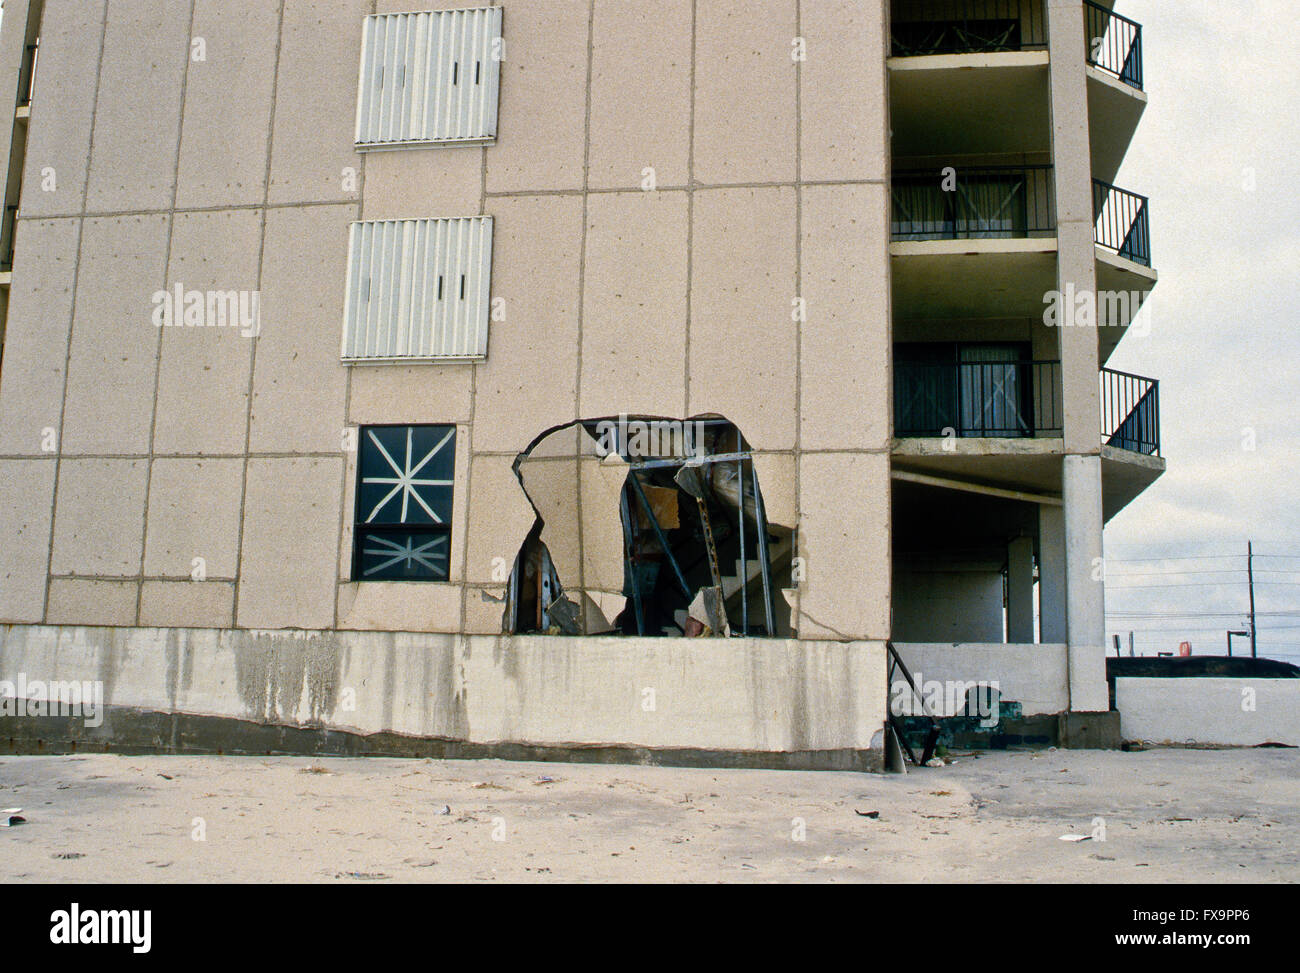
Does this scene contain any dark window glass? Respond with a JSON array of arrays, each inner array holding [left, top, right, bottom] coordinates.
[[353, 424, 455, 581]]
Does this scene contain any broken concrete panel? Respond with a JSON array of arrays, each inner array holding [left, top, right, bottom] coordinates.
[[463, 454, 537, 587], [751, 453, 796, 529], [463, 585, 509, 636], [578, 452, 629, 595]]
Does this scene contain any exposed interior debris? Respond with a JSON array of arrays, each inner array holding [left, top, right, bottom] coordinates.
[[505, 416, 795, 637]]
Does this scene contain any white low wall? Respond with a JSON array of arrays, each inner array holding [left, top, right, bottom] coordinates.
[[1117, 677, 1300, 747], [0, 625, 888, 755], [891, 643, 1070, 716]]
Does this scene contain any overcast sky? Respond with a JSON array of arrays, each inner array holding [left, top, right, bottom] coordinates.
[[1103, 0, 1300, 660]]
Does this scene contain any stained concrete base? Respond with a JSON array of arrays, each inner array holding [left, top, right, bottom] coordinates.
[[0, 706, 882, 772], [1059, 710, 1123, 750], [0, 624, 888, 771]]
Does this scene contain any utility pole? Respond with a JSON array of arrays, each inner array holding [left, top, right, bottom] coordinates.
[[1248, 541, 1257, 659]]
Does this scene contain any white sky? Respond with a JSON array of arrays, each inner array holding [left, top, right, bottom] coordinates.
[[1103, 0, 1300, 660]]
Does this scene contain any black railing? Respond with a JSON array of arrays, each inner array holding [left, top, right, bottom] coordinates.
[[895, 359, 1062, 438], [18, 41, 39, 108], [1092, 179, 1150, 266], [1084, 1, 1142, 89], [1101, 367, 1159, 456], [892, 166, 1055, 241], [891, 0, 1048, 56]]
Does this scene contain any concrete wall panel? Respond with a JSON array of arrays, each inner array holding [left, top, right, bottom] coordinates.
[[0, 624, 889, 758], [236, 456, 342, 629], [694, 0, 797, 185], [797, 451, 890, 641], [1118, 677, 1300, 747], [588, 0, 692, 190], [0, 459, 57, 623], [174, 0, 280, 209], [84, 0, 191, 213], [266, 0, 368, 205], [0, 219, 79, 455], [689, 187, 797, 449], [799, 183, 890, 451], [61, 215, 169, 455], [139, 580, 235, 629], [152, 209, 261, 455], [580, 191, 688, 419], [486, 0, 590, 194], [143, 457, 244, 580], [470, 193, 584, 454], [18, 0, 104, 217], [249, 204, 351, 454], [799, 0, 887, 182], [50, 458, 149, 577]]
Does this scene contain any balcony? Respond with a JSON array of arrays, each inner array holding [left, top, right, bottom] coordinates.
[[895, 358, 1062, 439], [892, 165, 1055, 242], [1084, 0, 1142, 90], [893, 358, 1160, 457], [890, 0, 1047, 56], [1092, 178, 1149, 267], [1101, 367, 1159, 456]]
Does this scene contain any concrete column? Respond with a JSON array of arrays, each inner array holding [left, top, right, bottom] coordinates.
[[1064, 454, 1107, 711], [1047, 0, 1101, 455], [1006, 534, 1035, 644], [1038, 505, 1067, 643]]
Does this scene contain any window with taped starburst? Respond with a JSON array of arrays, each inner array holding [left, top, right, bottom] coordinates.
[[353, 424, 456, 581]]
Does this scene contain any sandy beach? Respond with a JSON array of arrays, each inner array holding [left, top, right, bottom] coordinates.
[[2, 747, 1296, 883]]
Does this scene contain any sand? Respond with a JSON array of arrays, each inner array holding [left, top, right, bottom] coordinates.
[[1, 747, 1295, 882]]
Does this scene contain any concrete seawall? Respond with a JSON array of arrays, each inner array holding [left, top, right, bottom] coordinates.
[[0, 625, 888, 770]]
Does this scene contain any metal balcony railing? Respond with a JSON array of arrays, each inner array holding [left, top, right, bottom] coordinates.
[[895, 359, 1063, 438], [892, 166, 1056, 241], [1101, 367, 1159, 456], [1084, 1, 1142, 89], [18, 41, 39, 108], [890, 0, 1048, 56], [1092, 179, 1150, 266]]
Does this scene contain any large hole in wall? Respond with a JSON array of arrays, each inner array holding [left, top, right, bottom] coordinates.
[[505, 416, 795, 637]]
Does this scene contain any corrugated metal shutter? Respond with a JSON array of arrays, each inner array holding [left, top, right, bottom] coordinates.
[[342, 217, 494, 362], [354, 7, 503, 148]]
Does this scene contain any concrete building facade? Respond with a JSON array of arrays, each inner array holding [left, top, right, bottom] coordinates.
[[0, 0, 1161, 766]]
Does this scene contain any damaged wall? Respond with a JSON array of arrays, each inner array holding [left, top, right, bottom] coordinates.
[[0, 0, 893, 646]]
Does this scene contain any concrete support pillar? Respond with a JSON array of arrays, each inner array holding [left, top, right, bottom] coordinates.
[[1006, 534, 1035, 644], [1064, 454, 1107, 711], [1038, 505, 1067, 643], [1048, 1, 1109, 714], [1047, 0, 1102, 454]]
